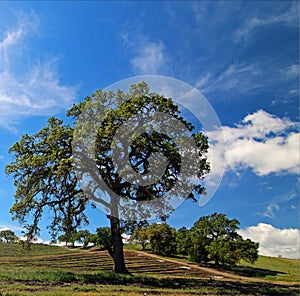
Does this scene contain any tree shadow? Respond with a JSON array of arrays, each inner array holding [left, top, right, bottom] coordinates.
[[194, 261, 285, 279], [218, 264, 285, 278], [79, 271, 298, 295]]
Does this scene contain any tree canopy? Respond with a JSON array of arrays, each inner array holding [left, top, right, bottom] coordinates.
[[0, 230, 18, 243], [146, 223, 177, 256], [188, 213, 259, 265], [6, 82, 210, 273], [70, 82, 210, 221]]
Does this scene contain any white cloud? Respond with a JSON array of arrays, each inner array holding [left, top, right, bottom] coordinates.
[[130, 41, 165, 74], [234, 4, 299, 42], [207, 110, 300, 176], [0, 224, 24, 233], [196, 61, 298, 101], [256, 191, 298, 219], [238, 223, 300, 259], [262, 203, 280, 219], [0, 25, 23, 63], [0, 13, 77, 131], [196, 63, 262, 96], [284, 64, 299, 80]]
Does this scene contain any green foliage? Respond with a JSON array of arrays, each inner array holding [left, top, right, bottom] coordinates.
[[188, 213, 259, 266], [73, 230, 91, 248], [176, 227, 189, 255], [58, 232, 76, 247], [233, 238, 259, 264], [58, 230, 93, 248], [122, 219, 149, 236], [86, 233, 98, 245], [58, 229, 113, 249], [18, 239, 31, 251], [96, 227, 113, 251], [147, 223, 177, 256], [131, 222, 178, 255], [206, 238, 232, 265], [0, 230, 18, 243], [5, 117, 88, 241], [131, 226, 149, 250], [71, 81, 210, 221]]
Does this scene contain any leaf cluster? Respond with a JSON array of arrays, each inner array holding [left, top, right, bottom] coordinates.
[[5, 117, 88, 241]]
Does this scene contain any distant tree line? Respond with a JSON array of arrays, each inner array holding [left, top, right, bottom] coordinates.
[[58, 212, 259, 267], [132, 212, 259, 266]]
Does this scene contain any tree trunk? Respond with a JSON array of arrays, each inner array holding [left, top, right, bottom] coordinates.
[[108, 215, 129, 274], [215, 256, 219, 266]]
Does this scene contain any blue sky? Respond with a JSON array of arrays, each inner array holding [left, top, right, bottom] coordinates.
[[0, 2, 299, 258]]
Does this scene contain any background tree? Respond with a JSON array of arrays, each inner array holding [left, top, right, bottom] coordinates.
[[95, 227, 113, 253], [58, 233, 73, 247], [122, 219, 149, 238], [176, 227, 189, 256], [231, 237, 259, 264], [6, 82, 210, 273], [188, 213, 259, 266], [188, 223, 210, 263], [73, 230, 91, 248], [147, 223, 177, 256], [0, 230, 18, 243], [86, 233, 99, 246], [130, 226, 150, 250]]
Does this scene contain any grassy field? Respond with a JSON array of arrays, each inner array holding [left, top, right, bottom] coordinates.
[[0, 242, 298, 295], [236, 255, 300, 282], [125, 243, 300, 282]]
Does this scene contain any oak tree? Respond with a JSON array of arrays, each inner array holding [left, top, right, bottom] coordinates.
[[0, 230, 18, 243], [188, 213, 259, 265], [6, 82, 210, 273], [146, 223, 177, 256]]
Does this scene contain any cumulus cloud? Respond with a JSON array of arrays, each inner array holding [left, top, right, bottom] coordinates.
[[130, 41, 166, 74], [207, 110, 300, 176], [238, 223, 300, 259], [0, 13, 77, 131]]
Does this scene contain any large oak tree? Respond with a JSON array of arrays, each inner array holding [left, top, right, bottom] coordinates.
[[6, 82, 210, 273]]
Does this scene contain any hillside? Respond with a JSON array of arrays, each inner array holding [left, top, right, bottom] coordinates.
[[0, 242, 298, 295], [238, 255, 299, 282]]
